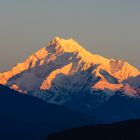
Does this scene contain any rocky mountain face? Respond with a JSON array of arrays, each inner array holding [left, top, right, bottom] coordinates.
[[0, 37, 140, 122]]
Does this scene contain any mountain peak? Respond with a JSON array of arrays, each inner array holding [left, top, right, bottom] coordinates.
[[49, 36, 82, 53], [0, 36, 139, 99], [51, 36, 61, 44], [47, 37, 109, 64]]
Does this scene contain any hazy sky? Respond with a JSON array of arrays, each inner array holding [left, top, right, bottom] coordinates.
[[0, 0, 140, 72]]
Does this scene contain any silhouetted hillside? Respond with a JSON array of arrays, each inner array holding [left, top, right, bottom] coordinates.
[[0, 85, 96, 140], [47, 119, 140, 140]]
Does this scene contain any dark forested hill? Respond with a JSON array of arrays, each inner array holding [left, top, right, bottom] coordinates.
[[47, 119, 140, 140], [0, 85, 96, 140]]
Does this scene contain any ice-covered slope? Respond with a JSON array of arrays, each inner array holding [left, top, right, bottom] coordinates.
[[0, 37, 139, 104]]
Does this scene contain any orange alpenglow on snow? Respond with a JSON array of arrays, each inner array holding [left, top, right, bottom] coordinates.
[[0, 36, 139, 96], [40, 63, 73, 90], [92, 80, 123, 91]]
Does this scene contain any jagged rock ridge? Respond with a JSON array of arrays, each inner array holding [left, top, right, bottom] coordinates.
[[0, 37, 139, 105]]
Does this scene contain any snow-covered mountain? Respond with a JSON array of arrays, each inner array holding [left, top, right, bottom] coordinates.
[[0, 37, 140, 104]]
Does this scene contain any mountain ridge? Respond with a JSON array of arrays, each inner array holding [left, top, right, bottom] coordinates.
[[0, 36, 139, 102], [0, 36, 140, 123], [0, 84, 96, 140], [47, 119, 140, 140]]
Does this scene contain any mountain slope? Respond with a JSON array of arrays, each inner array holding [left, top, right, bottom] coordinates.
[[63, 90, 140, 123], [0, 84, 96, 140], [47, 119, 140, 140], [0, 37, 140, 123], [0, 37, 139, 96]]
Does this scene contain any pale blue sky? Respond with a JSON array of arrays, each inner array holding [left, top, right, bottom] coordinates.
[[0, 0, 140, 72]]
